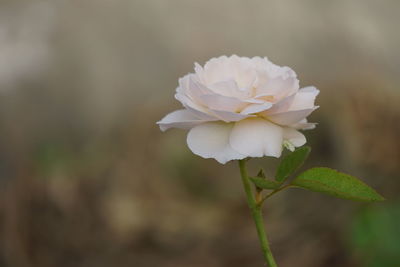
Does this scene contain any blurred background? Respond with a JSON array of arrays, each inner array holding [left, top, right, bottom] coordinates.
[[0, 0, 399, 266]]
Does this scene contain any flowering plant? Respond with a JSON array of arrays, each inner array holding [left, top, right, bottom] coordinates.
[[158, 55, 384, 266]]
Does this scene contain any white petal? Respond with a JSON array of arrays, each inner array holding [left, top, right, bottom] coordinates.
[[186, 76, 213, 102], [200, 94, 246, 112], [256, 75, 299, 99], [267, 107, 318, 126], [207, 80, 241, 97], [203, 56, 233, 84], [261, 93, 295, 114], [210, 109, 252, 122], [240, 102, 273, 115], [231, 58, 257, 89], [175, 93, 218, 120], [230, 118, 283, 158], [187, 122, 245, 164], [254, 64, 299, 99], [283, 128, 306, 147], [289, 86, 319, 110], [203, 55, 256, 90], [194, 62, 206, 82], [157, 109, 203, 131], [243, 98, 264, 104], [290, 119, 317, 130]]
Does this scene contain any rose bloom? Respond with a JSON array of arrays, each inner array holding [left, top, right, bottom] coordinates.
[[157, 55, 319, 164]]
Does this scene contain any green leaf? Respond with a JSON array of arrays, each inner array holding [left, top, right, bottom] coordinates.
[[257, 168, 266, 178], [250, 177, 281, 190], [276, 146, 311, 182], [254, 169, 267, 192], [292, 167, 385, 202]]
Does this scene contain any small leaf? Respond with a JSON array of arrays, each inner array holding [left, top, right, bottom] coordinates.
[[292, 167, 385, 202], [254, 169, 267, 192], [250, 177, 281, 190], [257, 168, 266, 178], [276, 146, 311, 182]]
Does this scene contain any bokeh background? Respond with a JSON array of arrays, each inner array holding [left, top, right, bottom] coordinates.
[[0, 0, 399, 266]]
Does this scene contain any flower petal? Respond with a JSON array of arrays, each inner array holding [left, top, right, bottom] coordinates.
[[175, 93, 218, 120], [283, 128, 306, 147], [230, 118, 283, 158], [207, 80, 242, 97], [240, 102, 273, 115], [157, 109, 203, 131], [256, 76, 298, 99], [261, 93, 296, 114], [186, 76, 213, 102], [254, 63, 299, 99], [203, 56, 232, 84], [290, 119, 317, 130], [200, 94, 246, 112], [210, 109, 252, 122], [289, 86, 319, 110], [267, 107, 318, 126], [187, 122, 245, 164], [194, 62, 206, 83]]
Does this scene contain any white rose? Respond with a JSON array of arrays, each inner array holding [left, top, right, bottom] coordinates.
[[157, 55, 319, 164]]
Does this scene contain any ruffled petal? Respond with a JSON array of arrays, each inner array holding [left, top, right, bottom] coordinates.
[[187, 122, 245, 164], [267, 107, 318, 126], [210, 109, 252, 122], [230, 118, 283, 158], [157, 109, 204, 131], [207, 80, 242, 97], [256, 76, 299, 99], [289, 86, 319, 110], [290, 119, 317, 130], [200, 94, 246, 112], [203, 56, 232, 84], [174, 93, 218, 120], [240, 102, 273, 115], [194, 62, 206, 83], [260, 93, 295, 114], [283, 128, 306, 147]]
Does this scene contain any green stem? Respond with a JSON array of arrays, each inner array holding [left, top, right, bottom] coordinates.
[[261, 184, 292, 204], [238, 160, 278, 267]]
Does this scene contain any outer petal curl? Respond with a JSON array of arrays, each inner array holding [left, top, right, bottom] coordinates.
[[157, 109, 204, 131], [230, 118, 283, 158], [187, 122, 245, 164]]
